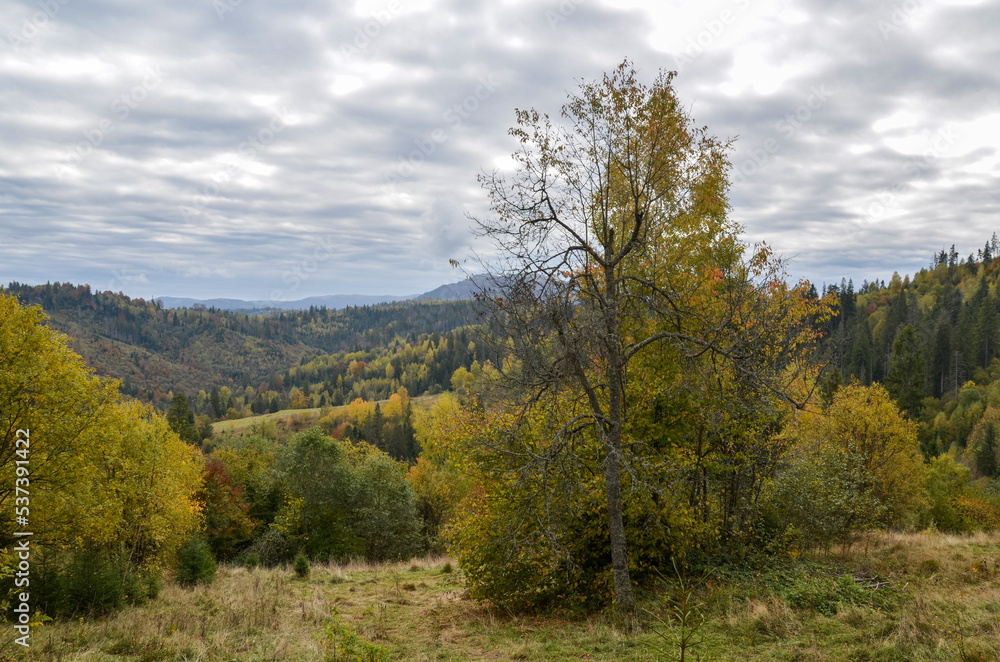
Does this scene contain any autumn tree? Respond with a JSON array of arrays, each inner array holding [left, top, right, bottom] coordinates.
[[774, 383, 926, 548], [198, 458, 255, 560], [467, 61, 827, 612], [0, 292, 119, 549], [0, 293, 202, 613]]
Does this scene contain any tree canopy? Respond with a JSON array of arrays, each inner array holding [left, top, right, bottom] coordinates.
[[461, 60, 830, 613]]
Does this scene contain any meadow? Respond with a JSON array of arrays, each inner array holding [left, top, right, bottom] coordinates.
[[7, 530, 1000, 662]]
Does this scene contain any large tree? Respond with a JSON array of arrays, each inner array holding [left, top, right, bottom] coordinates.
[[469, 61, 826, 612]]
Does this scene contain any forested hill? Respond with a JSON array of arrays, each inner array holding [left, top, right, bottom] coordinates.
[[821, 235, 1000, 462], [3, 281, 474, 408]]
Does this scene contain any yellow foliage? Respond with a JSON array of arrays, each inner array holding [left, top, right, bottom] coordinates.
[[382, 392, 404, 420], [346, 397, 373, 424], [790, 383, 926, 528], [82, 399, 203, 570], [0, 292, 202, 570]]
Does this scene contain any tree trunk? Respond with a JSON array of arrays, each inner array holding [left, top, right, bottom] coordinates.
[[604, 259, 635, 614], [604, 426, 635, 614]]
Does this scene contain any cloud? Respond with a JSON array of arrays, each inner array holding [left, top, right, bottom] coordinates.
[[0, 0, 997, 298]]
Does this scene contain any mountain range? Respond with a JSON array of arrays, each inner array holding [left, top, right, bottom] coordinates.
[[154, 277, 480, 311]]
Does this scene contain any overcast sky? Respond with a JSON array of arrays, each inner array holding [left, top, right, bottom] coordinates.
[[1, 0, 998, 301]]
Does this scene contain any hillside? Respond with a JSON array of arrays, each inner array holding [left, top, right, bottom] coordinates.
[[819, 235, 1000, 462], [210, 393, 442, 438], [3, 281, 474, 409]]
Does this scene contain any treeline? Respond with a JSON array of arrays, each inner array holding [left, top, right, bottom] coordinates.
[[2, 281, 474, 408], [183, 327, 491, 422], [821, 233, 1000, 463]]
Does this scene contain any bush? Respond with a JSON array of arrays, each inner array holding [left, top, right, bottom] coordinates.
[[321, 609, 391, 662], [956, 495, 1000, 530], [293, 551, 310, 578], [240, 550, 261, 569], [176, 537, 217, 587], [351, 450, 424, 562], [922, 454, 970, 531], [773, 384, 925, 549], [27, 548, 153, 617], [781, 571, 895, 616], [238, 529, 291, 567]]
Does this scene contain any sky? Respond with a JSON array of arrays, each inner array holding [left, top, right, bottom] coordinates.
[[1, 0, 998, 302]]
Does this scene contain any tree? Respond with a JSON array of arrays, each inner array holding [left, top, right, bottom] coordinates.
[[276, 428, 358, 559], [346, 443, 423, 561], [468, 61, 827, 612], [84, 399, 203, 570], [0, 293, 202, 613], [885, 324, 924, 418], [775, 383, 925, 548], [966, 407, 1000, 478], [197, 458, 255, 560], [167, 392, 197, 443], [0, 292, 119, 549], [273, 427, 423, 561]]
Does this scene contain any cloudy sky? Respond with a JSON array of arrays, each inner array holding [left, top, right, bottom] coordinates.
[[1, 0, 998, 301]]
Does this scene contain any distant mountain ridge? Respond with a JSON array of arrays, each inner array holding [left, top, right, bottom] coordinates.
[[155, 277, 480, 311], [4, 280, 476, 409]]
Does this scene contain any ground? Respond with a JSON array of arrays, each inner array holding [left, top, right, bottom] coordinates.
[[4, 531, 1000, 661]]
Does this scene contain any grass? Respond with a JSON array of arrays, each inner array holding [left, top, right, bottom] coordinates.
[[4, 531, 1000, 661], [211, 394, 442, 437]]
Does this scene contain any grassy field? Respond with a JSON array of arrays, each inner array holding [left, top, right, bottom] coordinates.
[[5, 531, 1000, 661], [211, 394, 443, 437]]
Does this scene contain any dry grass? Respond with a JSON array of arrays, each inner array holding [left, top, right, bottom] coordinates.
[[211, 395, 442, 437], [3, 531, 1000, 661]]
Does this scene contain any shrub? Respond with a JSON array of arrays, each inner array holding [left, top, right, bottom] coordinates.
[[773, 384, 925, 549], [240, 550, 261, 569], [956, 495, 1000, 530], [922, 454, 970, 531], [28, 548, 153, 617], [781, 572, 895, 617], [176, 537, 217, 587], [351, 450, 424, 562], [239, 529, 291, 567], [321, 609, 391, 662], [294, 551, 311, 578]]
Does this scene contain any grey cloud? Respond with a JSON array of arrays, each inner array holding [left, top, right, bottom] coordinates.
[[1, 0, 998, 299]]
